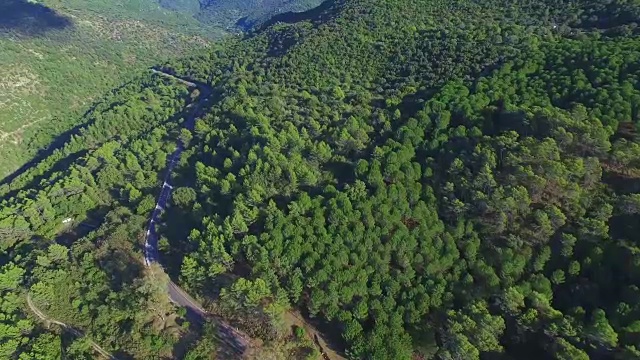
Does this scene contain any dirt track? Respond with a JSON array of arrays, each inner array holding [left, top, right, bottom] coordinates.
[[26, 293, 118, 360]]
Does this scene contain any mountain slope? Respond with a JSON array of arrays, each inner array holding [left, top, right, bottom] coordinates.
[[159, 0, 325, 30], [0, 0, 216, 180], [1, 0, 640, 359]]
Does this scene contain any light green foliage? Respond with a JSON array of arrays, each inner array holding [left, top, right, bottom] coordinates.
[[1, 0, 640, 358], [0, 0, 214, 179], [0, 70, 194, 357], [173, 186, 197, 208], [588, 309, 618, 348], [219, 278, 289, 339], [136, 194, 157, 215], [163, 0, 640, 357], [554, 338, 590, 360], [440, 301, 506, 358], [17, 333, 61, 360], [0, 263, 31, 358], [221, 278, 274, 309]]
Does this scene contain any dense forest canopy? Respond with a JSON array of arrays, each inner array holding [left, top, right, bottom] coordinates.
[[2, 0, 640, 359]]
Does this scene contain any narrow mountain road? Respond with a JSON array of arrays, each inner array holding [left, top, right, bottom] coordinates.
[[144, 69, 251, 357], [27, 294, 118, 360], [146, 68, 345, 360]]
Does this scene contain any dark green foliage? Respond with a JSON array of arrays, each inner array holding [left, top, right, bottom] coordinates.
[[165, 0, 640, 358], [0, 0, 214, 179], [2, 0, 640, 358]]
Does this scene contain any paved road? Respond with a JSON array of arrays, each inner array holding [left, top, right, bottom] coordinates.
[[143, 70, 251, 357]]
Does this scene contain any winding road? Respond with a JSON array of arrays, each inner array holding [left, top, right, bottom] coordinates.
[[144, 69, 251, 357]]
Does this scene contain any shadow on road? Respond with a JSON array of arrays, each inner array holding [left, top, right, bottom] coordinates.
[[0, 0, 72, 37]]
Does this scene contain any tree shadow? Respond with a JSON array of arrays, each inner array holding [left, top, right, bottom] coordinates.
[[111, 350, 136, 360], [0, 149, 88, 202], [0, 0, 73, 37], [0, 77, 140, 193], [156, 204, 197, 278], [0, 74, 194, 200], [170, 327, 200, 360], [256, 0, 338, 31]]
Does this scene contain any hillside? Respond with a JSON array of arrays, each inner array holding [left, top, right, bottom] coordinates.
[[0, 0, 217, 180], [159, 0, 324, 30], [2, 0, 640, 359], [0, 0, 336, 181]]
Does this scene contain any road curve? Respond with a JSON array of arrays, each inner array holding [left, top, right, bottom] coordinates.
[[143, 69, 251, 356]]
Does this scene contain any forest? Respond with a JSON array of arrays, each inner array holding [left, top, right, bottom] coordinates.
[[0, 0, 327, 180], [159, 0, 324, 30], [0, 0, 216, 179], [2, 0, 640, 359]]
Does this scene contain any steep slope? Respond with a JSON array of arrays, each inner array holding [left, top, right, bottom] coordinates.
[[1, 0, 640, 359], [159, 0, 325, 30], [0, 72, 196, 358], [0, 0, 215, 180]]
